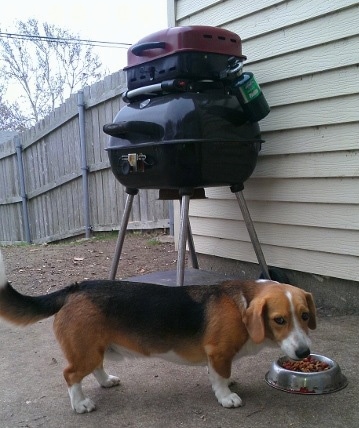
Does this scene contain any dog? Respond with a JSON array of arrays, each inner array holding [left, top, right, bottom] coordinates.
[[0, 249, 316, 413]]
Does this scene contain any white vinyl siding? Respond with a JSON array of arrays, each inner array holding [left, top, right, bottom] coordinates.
[[170, 0, 359, 282]]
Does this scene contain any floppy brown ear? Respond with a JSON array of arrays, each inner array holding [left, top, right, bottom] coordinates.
[[243, 298, 266, 343], [305, 292, 317, 330]]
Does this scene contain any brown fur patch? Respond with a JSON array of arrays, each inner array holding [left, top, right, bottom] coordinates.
[[203, 295, 248, 378], [54, 295, 114, 386]]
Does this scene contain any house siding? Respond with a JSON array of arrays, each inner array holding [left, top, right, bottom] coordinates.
[[170, 0, 359, 282]]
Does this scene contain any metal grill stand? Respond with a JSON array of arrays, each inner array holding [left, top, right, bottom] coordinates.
[[108, 187, 270, 285]]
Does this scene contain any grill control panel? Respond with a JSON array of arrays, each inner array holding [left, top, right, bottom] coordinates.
[[120, 153, 147, 174]]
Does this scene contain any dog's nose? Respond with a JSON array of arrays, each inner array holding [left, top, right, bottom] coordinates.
[[295, 347, 310, 359]]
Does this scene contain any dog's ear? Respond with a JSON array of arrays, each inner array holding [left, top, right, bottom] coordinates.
[[305, 292, 317, 330], [243, 298, 266, 343]]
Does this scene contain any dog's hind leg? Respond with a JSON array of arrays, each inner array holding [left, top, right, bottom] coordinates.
[[64, 348, 122, 412], [54, 306, 116, 412], [63, 352, 105, 413], [66, 359, 120, 412], [93, 364, 120, 388], [68, 382, 96, 413], [207, 355, 243, 408]]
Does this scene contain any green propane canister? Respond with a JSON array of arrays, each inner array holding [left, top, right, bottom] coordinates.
[[233, 72, 270, 122]]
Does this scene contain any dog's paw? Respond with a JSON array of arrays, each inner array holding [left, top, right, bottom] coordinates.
[[101, 375, 121, 388], [93, 368, 121, 388], [73, 397, 96, 413], [219, 392, 243, 408]]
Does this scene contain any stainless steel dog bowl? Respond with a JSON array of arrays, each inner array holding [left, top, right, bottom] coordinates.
[[265, 354, 348, 394]]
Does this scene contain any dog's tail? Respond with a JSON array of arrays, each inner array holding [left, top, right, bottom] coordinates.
[[0, 249, 75, 326]]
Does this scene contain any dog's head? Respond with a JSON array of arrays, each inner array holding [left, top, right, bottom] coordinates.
[[243, 282, 316, 360]]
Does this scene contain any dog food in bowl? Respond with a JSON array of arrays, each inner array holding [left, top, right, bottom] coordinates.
[[281, 356, 330, 372], [265, 354, 348, 394]]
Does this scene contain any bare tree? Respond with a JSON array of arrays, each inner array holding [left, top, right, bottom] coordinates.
[[0, 19, 105, 130], [0, 85, 29, 131]]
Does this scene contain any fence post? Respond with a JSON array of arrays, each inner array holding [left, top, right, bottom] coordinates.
[[77, 90, 91, 238], [15, 136, 31, 243]]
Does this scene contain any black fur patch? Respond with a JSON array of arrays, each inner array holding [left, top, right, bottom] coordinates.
[[76, 280, 207, 340]]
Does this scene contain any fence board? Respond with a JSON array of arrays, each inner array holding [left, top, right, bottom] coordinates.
[[0, 70, 170, 244]]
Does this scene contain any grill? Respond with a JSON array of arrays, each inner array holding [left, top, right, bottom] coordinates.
[[104, 26, 274, 285]]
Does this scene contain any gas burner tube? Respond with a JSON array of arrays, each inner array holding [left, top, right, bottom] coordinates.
[[123, 79, 191, 102]]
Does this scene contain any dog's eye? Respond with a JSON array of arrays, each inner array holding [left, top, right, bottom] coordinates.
[[301, 312, 310, 321], [274, 317, 286, 325]]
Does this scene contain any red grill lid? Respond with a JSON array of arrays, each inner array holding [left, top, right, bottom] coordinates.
[[125, 26, 246, 69]]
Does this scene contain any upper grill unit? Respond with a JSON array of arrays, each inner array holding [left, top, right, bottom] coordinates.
[[124, 26, 246, 90]]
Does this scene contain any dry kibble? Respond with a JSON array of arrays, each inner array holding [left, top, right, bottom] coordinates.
[[282, 356, 330, 372]]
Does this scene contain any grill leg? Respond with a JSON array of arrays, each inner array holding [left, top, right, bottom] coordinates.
[[187, 221, 199, 269], [233, 190, 271, 280], [109, 190, 137, 280], [177, 194, 191, 286]]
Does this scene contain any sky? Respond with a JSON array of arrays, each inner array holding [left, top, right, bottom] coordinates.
[[1, 0, 169, 74]]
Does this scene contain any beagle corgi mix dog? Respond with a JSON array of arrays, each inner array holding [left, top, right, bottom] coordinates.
[[0, 250, 316, 413]]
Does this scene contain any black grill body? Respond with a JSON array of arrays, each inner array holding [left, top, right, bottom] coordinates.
[[106, 90, 262, 190]]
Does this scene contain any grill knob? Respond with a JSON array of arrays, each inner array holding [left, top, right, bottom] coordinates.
[[121, 160, 131, 175]]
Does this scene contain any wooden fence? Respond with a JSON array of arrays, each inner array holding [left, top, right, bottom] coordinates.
[[0, 70, 170, 244]]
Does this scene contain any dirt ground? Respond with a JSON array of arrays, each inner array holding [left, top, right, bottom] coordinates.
[[1, 231, 177, 295]]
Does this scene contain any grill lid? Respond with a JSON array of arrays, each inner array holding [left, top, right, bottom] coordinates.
[[125, 25, 246, 69]]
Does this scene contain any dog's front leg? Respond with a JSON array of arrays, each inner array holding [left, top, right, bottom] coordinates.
[[207, 360, 243, 408]]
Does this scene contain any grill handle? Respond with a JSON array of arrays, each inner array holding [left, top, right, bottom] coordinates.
[[131, 41, 166, 56], [103, 121, 164, 140]]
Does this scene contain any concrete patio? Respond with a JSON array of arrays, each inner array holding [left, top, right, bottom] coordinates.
[[0, 311, 357, 428]]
